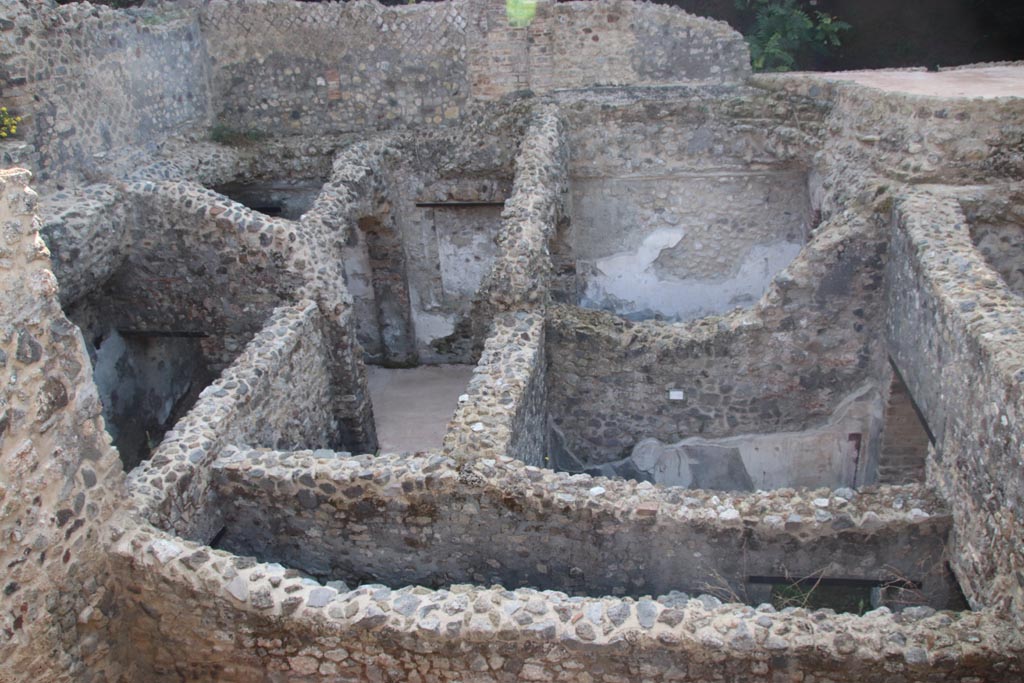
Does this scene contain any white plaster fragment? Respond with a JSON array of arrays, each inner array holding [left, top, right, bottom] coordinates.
[[225, 574, 249, 602], [149, 539, 183, 564]]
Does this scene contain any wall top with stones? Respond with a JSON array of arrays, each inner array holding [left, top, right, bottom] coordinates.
[[111, 445, 1024, 680], [211, 449, 947, 536]]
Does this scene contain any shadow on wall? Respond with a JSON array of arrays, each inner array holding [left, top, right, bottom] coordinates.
[[212, 178, 326, 220], [90, 330, 214, 471], [549, 383, 884, 491]]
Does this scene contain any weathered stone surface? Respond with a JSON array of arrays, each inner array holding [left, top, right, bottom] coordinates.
[[3, 1, 1024, 682]]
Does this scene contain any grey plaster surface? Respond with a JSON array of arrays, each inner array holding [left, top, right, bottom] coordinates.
[[366, 364, 475, 454]]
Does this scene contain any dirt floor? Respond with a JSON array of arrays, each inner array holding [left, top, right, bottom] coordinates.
[[366, 364, 476, 454]]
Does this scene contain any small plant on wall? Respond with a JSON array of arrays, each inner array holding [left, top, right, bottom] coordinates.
[[736, 0, 849, 72], [0, 107, 21, 139]]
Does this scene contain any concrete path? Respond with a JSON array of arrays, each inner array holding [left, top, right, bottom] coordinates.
[[366, 364, 475, 454], [813, 65, 1024, 99]]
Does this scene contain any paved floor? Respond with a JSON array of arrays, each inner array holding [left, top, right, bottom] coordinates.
[[366, 364, 476, 454], [813, 65, 1024, 99]]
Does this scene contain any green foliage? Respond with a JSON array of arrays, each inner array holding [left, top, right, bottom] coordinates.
[[771, 581, 872, 614], [736, 0, 849, 72], [0, 107, 21, 140]]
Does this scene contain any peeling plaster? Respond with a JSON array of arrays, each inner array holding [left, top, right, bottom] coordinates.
[[581, 384, 884, 490], [581, 237, 804, 320]]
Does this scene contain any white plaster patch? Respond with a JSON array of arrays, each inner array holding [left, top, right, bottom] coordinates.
[[437, 221, 499, 298], [148, 539, 183, 564], [581, 240, 804, 321], [411, 309, 456, 349], [617, 384, 883, 490]]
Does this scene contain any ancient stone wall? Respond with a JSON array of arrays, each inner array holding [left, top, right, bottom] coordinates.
[[752, 77, 1024, 188], [38, 184, 131, 309], [127, 301, 374, 543], [545, 77, 1024, 474], [962, 188, 1024, 297], [0, 170, 124, 682], [0, 0, 211, 187], [887, 191, 1024, 621], [556, 87, 823, 320], [440, 102, 566, 462], [200, 0, 470, 136], [63, 179, 309, 371], [470, 103, 568, 337], [545, 185, 890, 469], [467, 0, 750, 99], [107, 450, 1024, 682], [443, 311, 547, 464], [306, 99, 530, 364], [210, 450, 955, 605]]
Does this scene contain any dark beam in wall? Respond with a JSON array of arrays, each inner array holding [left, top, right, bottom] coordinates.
[[414, 201, 507, 208]]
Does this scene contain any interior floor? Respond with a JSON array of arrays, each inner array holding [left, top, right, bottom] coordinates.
[[366, 364, 475, 454]]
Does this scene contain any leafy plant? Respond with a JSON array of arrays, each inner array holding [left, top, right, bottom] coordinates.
[[0, 107, 21, 139], [736, 0, 849, 72]]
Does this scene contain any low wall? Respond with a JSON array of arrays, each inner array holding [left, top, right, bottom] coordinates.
[[470, 103, 569, 341], [108, 452, 1024, 681], [442, 311, 547, 464], [126, 301, 374, 542], [208, 450, 954, 605], [39, 184, 130, 308], [64, 179, 309, 370], [887, 191, 1024, 622]]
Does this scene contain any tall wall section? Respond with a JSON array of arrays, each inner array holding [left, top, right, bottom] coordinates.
[[200, 0, 470, 136], [0, 0, 750, 193], [0, 0, 211, 186], [199, 0, 750, 137], [0, 170, 125, 682], [467, 0, 750, 99], [545, 84, 895, 473]]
